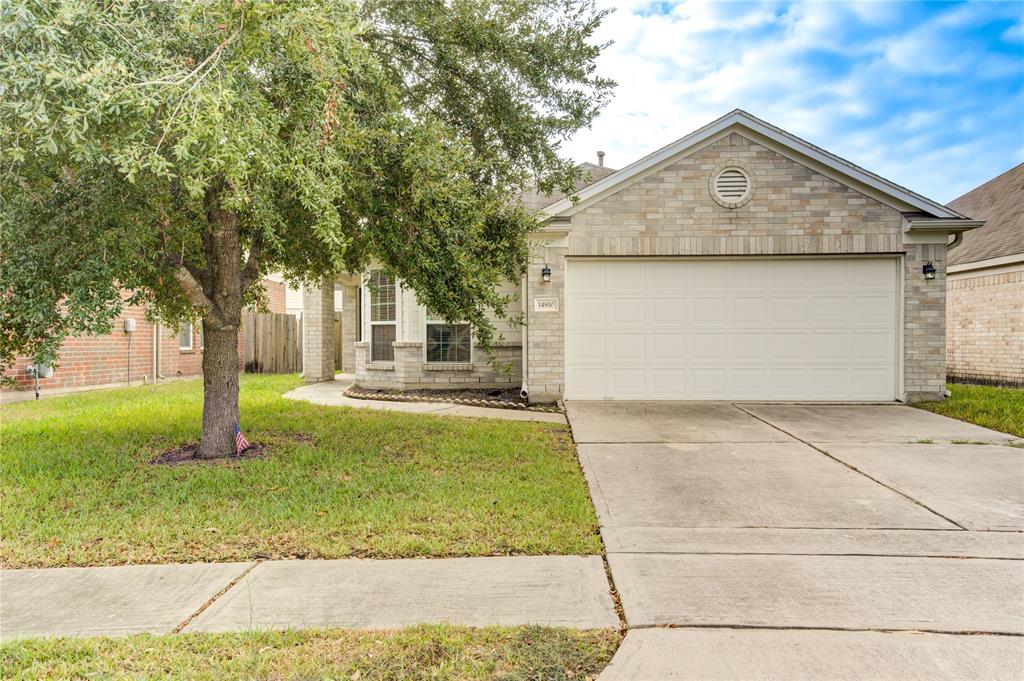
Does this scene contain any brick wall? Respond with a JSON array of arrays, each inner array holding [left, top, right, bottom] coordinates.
[[4, 303, 203, 393], [903, 243, 948, 401], [3, 279, 279, 394], [525, 131, 948, 403], [355, 341, 522, 391], [263, 280, 286, 314], [946, 265, 1024, 387], [567, 133, 903, 256]]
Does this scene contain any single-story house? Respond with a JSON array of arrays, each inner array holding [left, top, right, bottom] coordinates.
[[301, 110, 982, 404], [945, 163, 1024, 387]]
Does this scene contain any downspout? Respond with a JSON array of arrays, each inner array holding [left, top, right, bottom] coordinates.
[[520, 269, 529, 401], [152, 321, 164, 382], [948, 232, 964, 251]]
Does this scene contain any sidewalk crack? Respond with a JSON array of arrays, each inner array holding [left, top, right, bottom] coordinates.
[[172, 561, 261, 633]]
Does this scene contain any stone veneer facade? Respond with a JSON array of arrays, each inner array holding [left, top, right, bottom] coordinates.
[[525, 132, 950, 403], [946, 264, 1024, 387], [354, 341, 522, 390]]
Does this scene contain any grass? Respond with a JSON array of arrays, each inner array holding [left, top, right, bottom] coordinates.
[[0, 625, 620, 680], [0, 375, 602, 568], [916, 382, 1024, 438]]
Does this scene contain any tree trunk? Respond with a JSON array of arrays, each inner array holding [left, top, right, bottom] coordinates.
[[194, 181, 246, 459], [196, 321, 240, 458]]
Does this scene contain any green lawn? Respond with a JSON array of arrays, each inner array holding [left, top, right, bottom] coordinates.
[[0, 625, 620, 681], [0, 375, 601, 568], [916, 383, 1024, 437]]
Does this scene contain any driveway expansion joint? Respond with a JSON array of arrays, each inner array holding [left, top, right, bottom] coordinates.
[[622, 623, 1024, 637], [731, 404, 969, 530]]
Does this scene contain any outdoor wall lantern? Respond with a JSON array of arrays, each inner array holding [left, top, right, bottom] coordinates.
[[922, 261, 936, 280], [541, 264, 552, 282]]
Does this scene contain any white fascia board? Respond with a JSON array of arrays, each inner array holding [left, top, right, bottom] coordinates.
[[541, 109, 970, 222], [948, 253, 1024, 274], [904, 219, 985, 233]]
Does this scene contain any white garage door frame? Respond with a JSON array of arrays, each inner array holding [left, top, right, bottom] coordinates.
[[563, 255, 905, 402]]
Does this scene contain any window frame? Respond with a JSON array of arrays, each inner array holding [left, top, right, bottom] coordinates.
[[366, 270, 397, 363], [424, 311, 472, 364], [178, 323, 193, 352]]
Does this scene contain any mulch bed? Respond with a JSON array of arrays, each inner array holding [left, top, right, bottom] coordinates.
[[150, 442, 268, 466], [344, 385, 563, 413]]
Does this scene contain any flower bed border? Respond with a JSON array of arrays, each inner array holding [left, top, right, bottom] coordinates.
[[343, 385, 563, 413]]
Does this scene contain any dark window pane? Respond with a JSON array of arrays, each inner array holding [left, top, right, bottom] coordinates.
[[371, 324, 395, 362], [426, 324, 471, 363]]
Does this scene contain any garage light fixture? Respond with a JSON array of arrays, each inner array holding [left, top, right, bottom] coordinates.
[[541, 264, 552, 282], [922, 261, 936, 280]]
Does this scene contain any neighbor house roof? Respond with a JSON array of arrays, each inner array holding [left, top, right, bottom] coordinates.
[[521, 161, 618, 213], [947, 163, 1024, 267], [541, 109, 975, 226]]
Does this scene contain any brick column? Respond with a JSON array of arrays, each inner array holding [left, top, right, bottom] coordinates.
[[526, 243, 566, 403], [903, 244, 947, 402], [340, 284, 357, 372], [302, 276, 335, 383]]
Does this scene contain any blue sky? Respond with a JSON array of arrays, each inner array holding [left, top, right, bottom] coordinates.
[[562, 0, 1024, 202]]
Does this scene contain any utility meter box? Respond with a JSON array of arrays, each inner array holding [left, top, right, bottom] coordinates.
[[124, 318, 137, 333]]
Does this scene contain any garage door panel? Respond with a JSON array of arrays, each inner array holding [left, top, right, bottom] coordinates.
[[608, 334, 644, 361], [568, 333, 607, 362], [608, 297, 646, 324], [648, 369, 686, 395], [649, 333, 686, 359], [567, 297, 606, 325], [727, 298, 767, 323], [687, 298, 727, 324], [565, 258, 897, 401], [607, 262, 648, 290], [690, 333, 727, 360], [727, 333, 767, 360]]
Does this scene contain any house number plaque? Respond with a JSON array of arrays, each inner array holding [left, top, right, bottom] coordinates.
[[534, 298, 559, 312]]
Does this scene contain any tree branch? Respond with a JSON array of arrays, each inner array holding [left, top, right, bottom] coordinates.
[[240, 232, 264, 294]]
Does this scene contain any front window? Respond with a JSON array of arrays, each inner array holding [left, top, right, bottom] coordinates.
[[178, 323, 193, 351], [368, 270, 396, 362], [426, 311, 471, 363]]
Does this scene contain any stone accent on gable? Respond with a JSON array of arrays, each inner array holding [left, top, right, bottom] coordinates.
[[567, 133, 903, 257], [946, 264, 1024, 387]]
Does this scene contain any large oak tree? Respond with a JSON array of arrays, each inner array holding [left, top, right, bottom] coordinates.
[[1, 0, 612, 457]]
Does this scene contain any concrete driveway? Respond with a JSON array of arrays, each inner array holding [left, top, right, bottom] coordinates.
[[566, 402, 1024, 681]]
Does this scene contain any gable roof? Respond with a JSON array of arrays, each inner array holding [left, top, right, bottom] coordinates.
[[947, 163, 1024, 266], [520, 161, 618, 213], [542, 109, 971, 222]]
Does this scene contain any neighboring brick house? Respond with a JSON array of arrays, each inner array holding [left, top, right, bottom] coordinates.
[[3, 278, 286, 396], [301, 110, 981, 403], [945, 164, 1024, 387]]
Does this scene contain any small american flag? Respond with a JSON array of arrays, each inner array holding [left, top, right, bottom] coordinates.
[[235, 422, 251, 454]]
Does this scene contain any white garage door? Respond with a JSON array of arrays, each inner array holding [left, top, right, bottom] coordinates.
[[565, 258, 898, 401]]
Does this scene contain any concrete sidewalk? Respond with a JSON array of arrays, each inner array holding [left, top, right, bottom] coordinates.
[[284, 375, 566, 424], [0, 555, 616, 640]]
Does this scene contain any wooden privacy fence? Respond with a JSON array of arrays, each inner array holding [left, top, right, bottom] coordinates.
[[242, 311, 302, 374]]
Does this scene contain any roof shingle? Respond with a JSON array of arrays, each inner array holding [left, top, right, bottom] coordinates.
[[947, 163, 1024, 266]]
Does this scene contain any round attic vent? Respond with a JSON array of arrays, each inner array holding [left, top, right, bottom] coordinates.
[[710, 165, 754, 208]]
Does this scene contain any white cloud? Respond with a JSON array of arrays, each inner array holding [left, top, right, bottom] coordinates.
[[564, 0, 1023, 201]]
